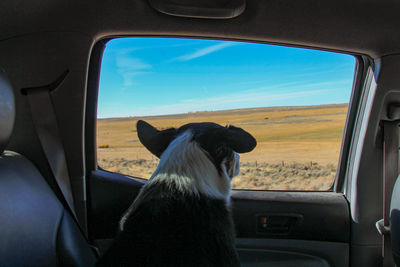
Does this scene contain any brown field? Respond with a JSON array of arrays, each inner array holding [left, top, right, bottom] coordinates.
[[97, 104, 348, 191]]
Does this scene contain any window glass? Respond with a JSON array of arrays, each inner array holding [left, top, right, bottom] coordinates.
[[97, 37, 355, 191]]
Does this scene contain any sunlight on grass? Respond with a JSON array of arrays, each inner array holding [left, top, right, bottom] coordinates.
[[97, 104, 347, 191]]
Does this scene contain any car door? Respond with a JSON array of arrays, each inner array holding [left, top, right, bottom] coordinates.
[[84, 37, 365, 267]]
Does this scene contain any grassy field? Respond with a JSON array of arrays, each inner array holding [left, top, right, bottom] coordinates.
[[97, 103, 348, 191]]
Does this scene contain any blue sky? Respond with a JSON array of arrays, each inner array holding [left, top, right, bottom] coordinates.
[[98, 38, 355, 118]]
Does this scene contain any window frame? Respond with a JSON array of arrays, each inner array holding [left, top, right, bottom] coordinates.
[[85, 36, 366, 193]]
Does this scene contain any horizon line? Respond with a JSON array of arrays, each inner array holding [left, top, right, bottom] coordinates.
[[97, 102, 348, 120]]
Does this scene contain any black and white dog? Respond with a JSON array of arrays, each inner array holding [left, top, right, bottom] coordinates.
[[97, 120, 256, 267]]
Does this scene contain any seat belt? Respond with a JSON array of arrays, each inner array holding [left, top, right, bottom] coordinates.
[[22, 70, 100, 258], [22, 70, 78, 218], [376, 105, 400, 267]]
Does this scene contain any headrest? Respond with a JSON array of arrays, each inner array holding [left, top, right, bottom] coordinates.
[[0, 70, 15, 154]]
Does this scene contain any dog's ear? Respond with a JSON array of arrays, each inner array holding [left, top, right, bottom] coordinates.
[[137, 120, 177, 158], [225, 125, 257, 153]]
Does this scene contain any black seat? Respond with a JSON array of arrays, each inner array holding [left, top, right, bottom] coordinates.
[[0, 70, 96, 266], [391, 177, 400, 266]]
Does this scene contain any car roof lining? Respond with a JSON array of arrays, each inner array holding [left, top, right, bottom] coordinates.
[[1, 0, 400, 59]]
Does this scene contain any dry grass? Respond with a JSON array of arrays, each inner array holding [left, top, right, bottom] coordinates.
[[97, 104, 347, 191]]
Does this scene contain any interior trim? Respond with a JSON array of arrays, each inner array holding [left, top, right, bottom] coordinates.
[[237, 238, 348, 267]]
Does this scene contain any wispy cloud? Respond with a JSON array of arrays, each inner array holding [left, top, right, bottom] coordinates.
[[100, 78, 351, 118], [132, 89, 328, 117], [175, 42, 235, 61], [130, 79, 352, 117], [119, 71, 152, 87], [116, 53, 151, 87], [116, 57, 151, 70]]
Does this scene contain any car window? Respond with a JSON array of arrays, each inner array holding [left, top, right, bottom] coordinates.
[[97, 37, 355, 191]]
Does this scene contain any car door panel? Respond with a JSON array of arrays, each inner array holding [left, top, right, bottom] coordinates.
[[88, 171, 349, 266]]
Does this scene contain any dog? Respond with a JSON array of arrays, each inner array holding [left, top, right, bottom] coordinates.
[[96, 120, 257, 267]]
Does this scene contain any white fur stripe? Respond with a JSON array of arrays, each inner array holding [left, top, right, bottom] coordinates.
[[149, 130, 231, 200], [120, 130, 240, 231]]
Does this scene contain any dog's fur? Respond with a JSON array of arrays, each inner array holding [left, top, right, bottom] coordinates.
[[96, 120, 256, 267]]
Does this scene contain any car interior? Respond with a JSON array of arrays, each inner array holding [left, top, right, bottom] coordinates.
[[1, 0, 400, 266]]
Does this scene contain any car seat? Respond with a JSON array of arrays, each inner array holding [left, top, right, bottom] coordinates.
[[0, 70, 96, 267]]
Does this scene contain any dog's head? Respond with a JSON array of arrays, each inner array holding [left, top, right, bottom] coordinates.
[[119, 121, 256, 231], [136, 120, 256, 179]]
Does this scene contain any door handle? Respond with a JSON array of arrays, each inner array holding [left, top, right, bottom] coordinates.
[[257, 214, 303, 235]]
